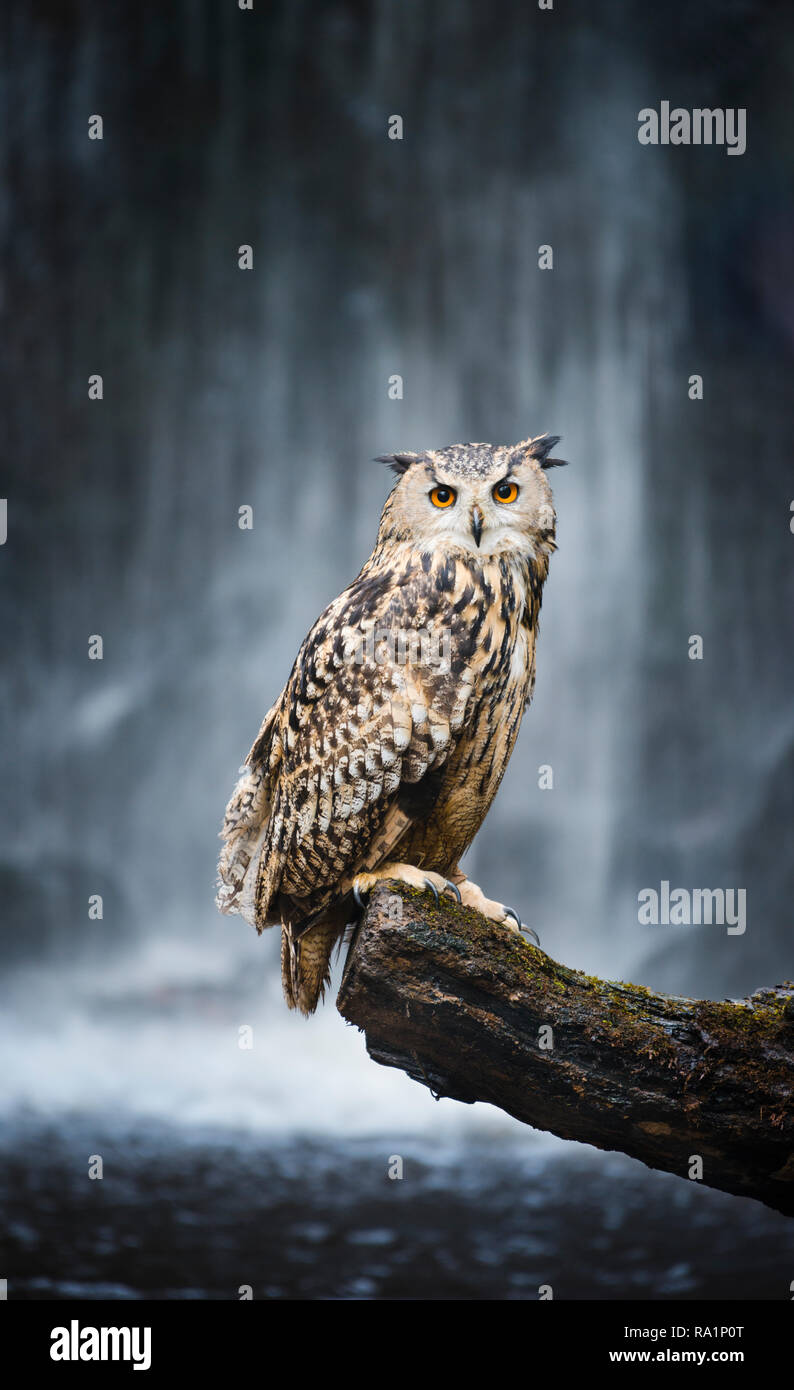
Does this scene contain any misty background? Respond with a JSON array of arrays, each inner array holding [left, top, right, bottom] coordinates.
[[2, 0, 793, 1298]]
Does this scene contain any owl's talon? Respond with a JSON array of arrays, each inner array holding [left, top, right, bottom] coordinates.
[[443, 880, 462, 903], [504, 906, 541, 947], [353, 885, 369, 912], [423, 877, 440, 906]]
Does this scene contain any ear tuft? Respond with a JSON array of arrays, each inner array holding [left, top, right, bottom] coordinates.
[[374, 452, 422, 476], [526, 434, 567, 469]]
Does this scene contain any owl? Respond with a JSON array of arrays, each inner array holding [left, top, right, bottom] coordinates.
[[217, 434, 565, 1014]]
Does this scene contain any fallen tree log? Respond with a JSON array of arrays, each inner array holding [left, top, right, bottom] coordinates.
[[336, 883, 794, 1216]]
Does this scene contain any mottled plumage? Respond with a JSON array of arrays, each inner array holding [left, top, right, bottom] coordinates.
[[217, 434, 564, 1013]]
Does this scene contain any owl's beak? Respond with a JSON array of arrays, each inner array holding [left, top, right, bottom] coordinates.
[[471, 505, 484, 547]]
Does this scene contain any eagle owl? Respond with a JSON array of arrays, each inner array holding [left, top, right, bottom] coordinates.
[[217, 434, 565, 1014]]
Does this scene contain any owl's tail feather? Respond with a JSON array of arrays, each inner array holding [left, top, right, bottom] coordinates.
[[281, 910, 347, 1015]]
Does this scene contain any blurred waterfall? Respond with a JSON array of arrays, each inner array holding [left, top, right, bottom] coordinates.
[[2, 0, 792, 1138]]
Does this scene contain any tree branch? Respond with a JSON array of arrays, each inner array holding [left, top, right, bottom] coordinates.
[[337, 884, 794, 1216]]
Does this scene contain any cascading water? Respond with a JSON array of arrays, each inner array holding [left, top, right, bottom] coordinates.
[[2, 1, 792, 1297]]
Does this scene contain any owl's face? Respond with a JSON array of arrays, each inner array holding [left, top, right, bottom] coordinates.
[[377, 436, 565, 560]]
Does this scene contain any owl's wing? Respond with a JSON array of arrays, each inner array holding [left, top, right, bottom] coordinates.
[[217, 571, 475, 927], [216, 699, 282, 918]]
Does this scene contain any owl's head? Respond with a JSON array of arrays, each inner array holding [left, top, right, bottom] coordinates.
[[375, 435, 566, 560]]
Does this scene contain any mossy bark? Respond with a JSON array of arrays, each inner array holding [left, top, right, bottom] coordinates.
[[337, 883, 794, 1216]]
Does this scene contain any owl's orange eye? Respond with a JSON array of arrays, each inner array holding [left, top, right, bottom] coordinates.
[[493, 480, 519, 504], [429, 485, 456, 508]]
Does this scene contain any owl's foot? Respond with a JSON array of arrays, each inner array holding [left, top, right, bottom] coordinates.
[[451, 875, 541, 946], [352, 862, 460, 910]]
